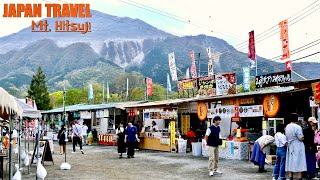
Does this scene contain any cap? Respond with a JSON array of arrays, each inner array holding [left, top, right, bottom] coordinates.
[[308, 117, 318, 124]]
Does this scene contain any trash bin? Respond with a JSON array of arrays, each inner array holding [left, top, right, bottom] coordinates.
[[191, 142, 202, 156], [178, 139, 187, 153]]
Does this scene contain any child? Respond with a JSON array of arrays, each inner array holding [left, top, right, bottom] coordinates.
[[272, 124, 287, 180]]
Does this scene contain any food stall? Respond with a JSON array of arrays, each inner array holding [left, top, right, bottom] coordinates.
[[139, 109, 177, 152], [205, 97, 265, 160]]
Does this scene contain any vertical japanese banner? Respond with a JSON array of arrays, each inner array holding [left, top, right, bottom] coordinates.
[[206, 47, 214, 76], [170, 121, 176, 149], [279, 20, 290, 60], [186, 68, 190, 79], [88, 84, 94, 101], [167, 73, 172, 92], [243, 67, 250, 91], [168, 52, 178, 81], [248, 31, 256, 68], [190, 50, 197, 78], [146, 78, 153, 96]]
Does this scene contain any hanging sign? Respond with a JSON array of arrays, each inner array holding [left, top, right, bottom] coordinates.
[[215, 73, 237, 95], [263, 94, 280, 117], [239, 105, 263, 117], [240, 97, 255, 105], [312, 82, 320, 104], [197, 102, 208, 121], [178, 79, 197, 91], [255, 70, 291, 88], [197, 76, 216, 96]]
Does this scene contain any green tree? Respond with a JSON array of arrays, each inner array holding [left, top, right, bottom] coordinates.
[[28, 67, 52, 110]]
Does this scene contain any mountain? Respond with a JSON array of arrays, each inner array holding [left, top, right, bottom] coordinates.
[[0, 10, 319, 96]]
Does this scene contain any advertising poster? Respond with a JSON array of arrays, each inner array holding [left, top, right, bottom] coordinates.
[[197, 76, 216, 96], [215, 73, 237, 95], [177, 79, 197, 91]]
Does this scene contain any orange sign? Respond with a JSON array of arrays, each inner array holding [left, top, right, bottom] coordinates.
[[197, 102, 207, 121], [263, 94, 280, 117], [312, 82, 320, 104]]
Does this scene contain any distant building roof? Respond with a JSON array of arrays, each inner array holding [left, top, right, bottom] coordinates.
[[41, 101, 146, 114], [117, 86, 295, 109]]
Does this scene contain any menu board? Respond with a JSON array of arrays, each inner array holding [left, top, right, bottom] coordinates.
[[207, 105, 263, 118], [239, 105, 263, 117], [215, 73, 237, 95], [197, 76, 216, 96]]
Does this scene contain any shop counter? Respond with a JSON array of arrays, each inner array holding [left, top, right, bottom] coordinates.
[[202, 139, 249, 160], [139, 132, 171, 152], [219, 141, 249, 160]]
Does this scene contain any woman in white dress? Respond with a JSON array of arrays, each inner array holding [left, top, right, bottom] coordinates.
[[285, 113, 306, 180]]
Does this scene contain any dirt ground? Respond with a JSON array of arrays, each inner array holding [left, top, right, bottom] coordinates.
[[4, 141, 279, 180]]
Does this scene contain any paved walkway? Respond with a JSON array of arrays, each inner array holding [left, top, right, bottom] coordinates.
[[15, 142, 277, 180]]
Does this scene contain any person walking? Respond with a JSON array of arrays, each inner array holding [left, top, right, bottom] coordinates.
[[303, 118, 317, 179], [272, 124, 287, 180], [72, 121, 84, 154], [125, 120, 139, 158], [251, 135, 275, 173], [205, 116, 222, 176], [116, 122, 126, 158], [285, 113, 307, 180], [58, 125, 66, 155], [82, 123, 88, 145]]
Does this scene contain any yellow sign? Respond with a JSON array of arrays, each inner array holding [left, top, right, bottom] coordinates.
[[221, 99, 234, 106], [240, 97, 255, 105], [181, 115, 190, 135], [262, 121, 267, 130], [236, 129, 241, 138], [263, 94, 280, 117], [311, 82, 320, 104], [197, 102, 208, 121], [170, 121, 176, 149]]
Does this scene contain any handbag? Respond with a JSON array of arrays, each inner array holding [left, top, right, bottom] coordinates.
[[218, 138, 223, 145]]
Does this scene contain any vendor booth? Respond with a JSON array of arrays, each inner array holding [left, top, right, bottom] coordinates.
[[139, 109, 177, 152]]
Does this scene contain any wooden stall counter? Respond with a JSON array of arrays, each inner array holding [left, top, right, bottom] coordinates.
[[139, 132, 171, 152]]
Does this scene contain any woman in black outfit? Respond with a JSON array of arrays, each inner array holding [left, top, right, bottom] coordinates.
[[116, 122, 126, 158], [58, 125, 66, 155]]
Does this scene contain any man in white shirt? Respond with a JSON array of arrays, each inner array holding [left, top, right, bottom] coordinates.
[[82, 123, 89, 145]]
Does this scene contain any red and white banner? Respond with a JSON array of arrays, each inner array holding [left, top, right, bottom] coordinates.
[[146, 78, 153, 96], [190, 50, 197, 78], [248, 31, 256, 68], [279, 20, 290, 60], [285, 60, 292, 71]]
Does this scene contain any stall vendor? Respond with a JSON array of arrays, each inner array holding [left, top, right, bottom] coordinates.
[[151, 121, 159, 132], [250, 135, 275, 173]]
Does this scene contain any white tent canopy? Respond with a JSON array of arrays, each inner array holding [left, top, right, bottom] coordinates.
[[15, 98, 41, 119], [0, 87, 22, 118]]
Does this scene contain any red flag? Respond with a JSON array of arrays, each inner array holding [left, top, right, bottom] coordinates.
[[285, 60, 292, 71], [146, 78, 153, 96], [190, 50, 197, 78], [248, 31, 256, 60], [279, 20, 290, 60]]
